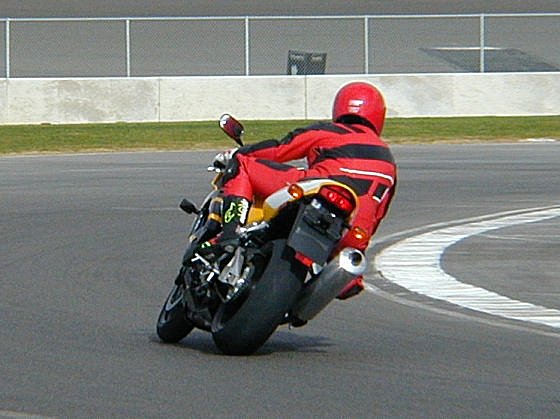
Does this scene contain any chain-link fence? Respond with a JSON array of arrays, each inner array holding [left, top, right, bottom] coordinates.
[[1, 14, 559, 78]]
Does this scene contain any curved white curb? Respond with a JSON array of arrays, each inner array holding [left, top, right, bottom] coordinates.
[[375, 206, 560, 329]]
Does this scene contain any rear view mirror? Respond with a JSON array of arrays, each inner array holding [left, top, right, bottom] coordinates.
[[219, 114, 245, 147]]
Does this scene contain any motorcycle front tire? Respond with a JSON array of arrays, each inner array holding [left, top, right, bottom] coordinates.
[[156, 283, 195, 343], [211, 239, 305, 356]]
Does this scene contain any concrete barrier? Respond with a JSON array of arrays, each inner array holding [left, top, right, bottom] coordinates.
[[1, 73, 559, 125]]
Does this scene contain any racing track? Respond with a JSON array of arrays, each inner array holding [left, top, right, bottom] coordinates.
[[2, 0, 559, 17], [2, 2, 560, 417], [1, 142, 559, 418]]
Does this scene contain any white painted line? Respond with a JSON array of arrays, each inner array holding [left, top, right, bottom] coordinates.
[[520, 138, 557, 143], [0, 410, 54, 419], [430, 46, 503, 51], [112, 206, 177, 211], [375, 206, 560, 329], [61, 167, 169, 172]]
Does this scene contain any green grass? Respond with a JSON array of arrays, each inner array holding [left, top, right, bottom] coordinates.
[[1, 116, 559, 155], [384, 116, 560, 143]]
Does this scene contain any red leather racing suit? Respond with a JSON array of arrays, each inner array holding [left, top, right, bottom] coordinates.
[[222, 121, 397, 251]]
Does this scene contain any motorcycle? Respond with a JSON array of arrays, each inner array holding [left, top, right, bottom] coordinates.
[[156, 114, 366, 355]]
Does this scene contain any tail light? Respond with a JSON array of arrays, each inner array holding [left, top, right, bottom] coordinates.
[[318, 185, 355, 215]]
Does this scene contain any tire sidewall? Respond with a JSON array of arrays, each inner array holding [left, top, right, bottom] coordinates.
[[156, 283, 194, 343], [211, 239, 305, 355]]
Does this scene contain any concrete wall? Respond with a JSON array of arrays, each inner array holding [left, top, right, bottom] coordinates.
[[1, 73, 559, 125]]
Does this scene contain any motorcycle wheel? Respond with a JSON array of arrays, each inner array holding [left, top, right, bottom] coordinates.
[[211, 239, 305, 355], [156, 283, 195, 343]]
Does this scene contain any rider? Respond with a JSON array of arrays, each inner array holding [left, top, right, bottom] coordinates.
[[213, 81, 397, 300]]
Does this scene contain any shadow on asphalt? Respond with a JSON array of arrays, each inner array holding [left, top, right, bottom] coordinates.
[[149, 329, 334, 356]]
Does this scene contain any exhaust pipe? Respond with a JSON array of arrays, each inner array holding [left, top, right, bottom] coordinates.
[[291, 248, 366, 321]]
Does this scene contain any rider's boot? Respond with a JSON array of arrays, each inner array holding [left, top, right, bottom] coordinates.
[[219, 195, 251, 243], [198, 195, 250, 256]]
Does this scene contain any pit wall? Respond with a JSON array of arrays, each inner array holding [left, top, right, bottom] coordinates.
[[1, 73, 559, 124]]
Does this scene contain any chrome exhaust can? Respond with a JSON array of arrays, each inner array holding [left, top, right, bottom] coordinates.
[[291, 248, 366, 321]]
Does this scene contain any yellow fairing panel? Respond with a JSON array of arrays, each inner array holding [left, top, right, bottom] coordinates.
[[247, 207, 264, 224], [261, 179, 358, 222]]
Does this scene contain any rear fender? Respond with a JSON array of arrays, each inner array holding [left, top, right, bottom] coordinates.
[[287, 202, 346, 266]]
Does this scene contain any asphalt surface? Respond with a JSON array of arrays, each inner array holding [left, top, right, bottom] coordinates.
[[2, 1, 560, 17], [1, 142, 560, 418], [2, 1, 560, 417]]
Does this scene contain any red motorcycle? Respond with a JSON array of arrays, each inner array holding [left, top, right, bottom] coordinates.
[[156, 115, 366, 355]]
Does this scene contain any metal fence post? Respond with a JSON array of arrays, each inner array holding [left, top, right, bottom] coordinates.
[[125, 19, 131, 77], [5, 18, 10, 78], [364, 17, 369, 74], [479, 14, 485, 73], [245, 17, 250, 76]]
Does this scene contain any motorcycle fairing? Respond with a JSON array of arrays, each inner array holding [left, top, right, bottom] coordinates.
[[260, 179, 358, 222]]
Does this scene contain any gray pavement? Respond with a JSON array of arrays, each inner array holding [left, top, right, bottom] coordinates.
[[1, 1, 560, 18], [1, 3, 560, 418], [1, 143, 559, 417]]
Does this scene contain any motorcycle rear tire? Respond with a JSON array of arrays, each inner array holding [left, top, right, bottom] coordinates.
[[211, 239, 304, 355], [156, 283, 195, 343]]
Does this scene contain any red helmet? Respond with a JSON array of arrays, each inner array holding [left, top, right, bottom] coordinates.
[[332, 82, 386, 134]]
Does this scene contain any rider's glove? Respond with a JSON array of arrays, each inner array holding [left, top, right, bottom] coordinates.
[[212, 148, 238, 169]]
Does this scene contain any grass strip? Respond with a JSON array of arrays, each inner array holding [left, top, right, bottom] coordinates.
[[1, 116, 559, 155]]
